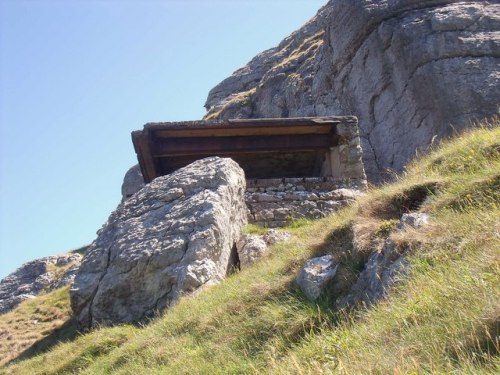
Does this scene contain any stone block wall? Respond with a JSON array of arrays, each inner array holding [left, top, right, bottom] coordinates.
[[320, 119, 366, 181], [245, 177, 366, 228]]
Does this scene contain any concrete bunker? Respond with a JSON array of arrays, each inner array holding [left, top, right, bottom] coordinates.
[[132, 116, 366, 227]]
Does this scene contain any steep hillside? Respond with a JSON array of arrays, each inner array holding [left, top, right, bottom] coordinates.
[[205, 0, 500, 182], [2, 120, 498, 374]]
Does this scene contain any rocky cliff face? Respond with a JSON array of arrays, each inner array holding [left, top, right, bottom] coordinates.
[[205, 0, 500, 181]]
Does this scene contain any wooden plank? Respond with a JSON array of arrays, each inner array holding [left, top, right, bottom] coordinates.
[[144, 116, 335, 128], [144, 116, 358, 131], [132, 130, 158, 183], [151, 124, 333, 138], [150, 134, 335, 157]]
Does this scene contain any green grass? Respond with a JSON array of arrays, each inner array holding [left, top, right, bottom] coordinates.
[[2, 119, 499, 374], [241, 223, 269, 236]]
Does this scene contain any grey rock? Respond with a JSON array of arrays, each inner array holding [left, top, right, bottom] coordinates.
[[296, 255, 338, 301], [236, 235, 268, 267], [236, 229, 290, 267], [338, 211, 430, 308], [121, 164, 145, 200], [399, 212, 431, 230], [246, 180, 363, 227], [70, 157, 248, 329], [337, 238, 408, 308], [0, 253, 83, 314], [205, 1, 500, 182], [263, 229, 291, 245]]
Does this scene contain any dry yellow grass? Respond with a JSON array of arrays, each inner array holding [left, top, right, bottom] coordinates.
[[0, 287, 75, 367]]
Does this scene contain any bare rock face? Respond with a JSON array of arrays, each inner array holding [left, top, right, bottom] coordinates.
[[70, 157, 248, 330], [0, 253, 82, 314], [205, 1, 500, 182]]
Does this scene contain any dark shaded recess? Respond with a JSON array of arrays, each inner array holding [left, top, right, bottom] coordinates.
[[226, 242, 241, 275], [375, 181, 442, 220], [159, 151, 322, 179]]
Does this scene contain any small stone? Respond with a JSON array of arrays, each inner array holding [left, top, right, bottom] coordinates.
[[399, 213, 430, 230], [263, 229, 291, 245], [254, 193, 280, 202], [296, 255, 338, 301], [236, 235, 268, 267]]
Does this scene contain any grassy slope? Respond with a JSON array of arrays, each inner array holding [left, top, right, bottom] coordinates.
[[0, 287, 75, 367], [2, 122, 499, 374]]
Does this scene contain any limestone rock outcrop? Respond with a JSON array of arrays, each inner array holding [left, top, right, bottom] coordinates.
[[70, 157, 248, 329], [338, 212, 431, 308], [0, 253, 82, 314], [337, 238, 410, 308], [205, 1, 500, 182]]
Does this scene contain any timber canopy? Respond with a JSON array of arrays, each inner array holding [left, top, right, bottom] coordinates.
[[132, 116, 358, 182]]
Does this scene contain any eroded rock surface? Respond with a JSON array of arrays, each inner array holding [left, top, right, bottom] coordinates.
[[337, 238, 409, 308], [236, 229, 290, 267], [0, 254, 82, 314], [71, 157, 248, 329], [337, 212, 431, 308], [296, 255, 338, 301], [205, 1, 500, 181]]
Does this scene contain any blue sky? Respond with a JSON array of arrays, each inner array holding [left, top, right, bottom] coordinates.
[[0, 0, 326, 278]]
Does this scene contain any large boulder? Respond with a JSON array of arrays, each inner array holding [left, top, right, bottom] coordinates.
[[205, 1, 500, 181], [0, 253, 82, 314], [70, 157, 248, 330]]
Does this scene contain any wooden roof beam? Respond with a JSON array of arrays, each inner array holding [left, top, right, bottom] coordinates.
[[150, 133, 338, 157]]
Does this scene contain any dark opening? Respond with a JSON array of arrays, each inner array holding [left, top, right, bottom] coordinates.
[[226, 242, 241, 275], [158, 150, 324, 179]]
